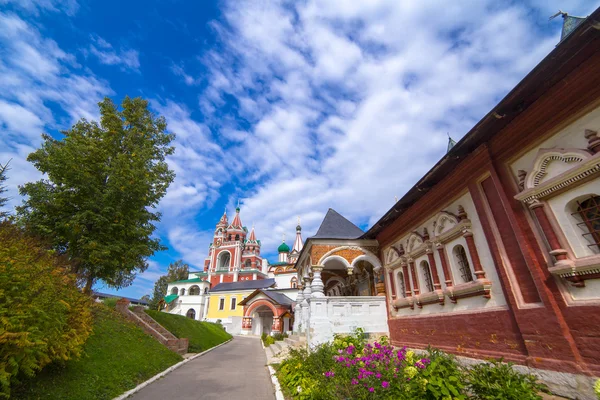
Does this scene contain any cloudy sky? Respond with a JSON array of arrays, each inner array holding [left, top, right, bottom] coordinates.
[[0, 0, 597, 298]]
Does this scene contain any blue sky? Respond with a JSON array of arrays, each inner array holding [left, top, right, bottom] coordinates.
[[1, 0, 597, 299]]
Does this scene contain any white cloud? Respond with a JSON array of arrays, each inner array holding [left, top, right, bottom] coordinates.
[[86, 35, 140, 72], [0, 0, 79, 16]]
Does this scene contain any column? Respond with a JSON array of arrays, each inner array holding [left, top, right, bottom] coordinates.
[[462, 229, 487, 279], [408, 259, 420, 296], [311, 265, 325, 298], [435, 243, 453, 287], [401, 260, 413, 297], [293, 284, 304, 332], [374, 266, 386, 296], [301, 276, 311, 333], [426, 248, 442, 290], [387, 269, 396, 299], [529, 200, 570, 266], [272, 316, 281, 333]]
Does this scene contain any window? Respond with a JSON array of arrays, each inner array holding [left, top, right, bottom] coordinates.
[[453, 245, 474, 282], [235, 234, 240, 241], [170, 287, 178, 295], [396, 270, 406, 298], [420, 260, 434, 292], [291, 277, 298, 288], [189, 285, 200, 295], [204, 287, 209, 294], [231, 297, 237, 310], [180, 288, 186, 296], [245, 259, 252, 269], [186, 309, 196, 319], [219, 298, 225, 310], [218, 252, 231, 271], [574, 196, 600, 251]]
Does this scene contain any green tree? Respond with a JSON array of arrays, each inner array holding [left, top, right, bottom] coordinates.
[[0, 160, 11, 219], [150, 260, 189, 309], [0, 221, 93, 398], [17, 97, 175, 293]]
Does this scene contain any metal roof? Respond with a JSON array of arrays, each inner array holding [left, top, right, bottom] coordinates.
[[310, 208, 364, 239], [209, 278, 276, 293], [238, 289, 294, 307]]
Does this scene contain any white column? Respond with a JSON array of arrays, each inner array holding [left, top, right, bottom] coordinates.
[[293, 283, 304, 332], [310, 265, 325, 298], [252, 272, 257, 280], [301, 276, 312, 333]]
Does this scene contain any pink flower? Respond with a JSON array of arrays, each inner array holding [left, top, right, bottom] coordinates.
[[324, 371, 335, 378], [369, 387, 375, 393], [351, 378, 359, 385], [382, 381, 390, 388]]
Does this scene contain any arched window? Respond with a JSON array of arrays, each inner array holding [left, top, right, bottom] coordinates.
[[574, 196, 600, 252], [290, 277, 298, 288], [186, 309, 196, 319], [245, 259, 252, 270], [453, 245, 474, 282], [189, 285, 200, 295], [180, 288, 186, 296], [396, 270, 406, 298], [217, 252, 231, 271], [170, 287, 178, 295], [420, 260, 434, 292], [235, 234, 240, 241], [204, 287, 209, 294]]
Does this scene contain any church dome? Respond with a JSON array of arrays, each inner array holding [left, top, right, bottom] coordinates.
[[278, 241, 290, 253]]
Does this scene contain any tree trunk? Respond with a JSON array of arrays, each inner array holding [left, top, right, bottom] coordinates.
[[82, 273, 94, 295]]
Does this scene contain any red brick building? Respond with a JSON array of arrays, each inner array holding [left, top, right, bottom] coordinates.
[[363, 9, 600, 377]]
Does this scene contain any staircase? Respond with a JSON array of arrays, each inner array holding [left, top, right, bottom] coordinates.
[[116, 298, 189, 354], [265, 334, 306, 364]]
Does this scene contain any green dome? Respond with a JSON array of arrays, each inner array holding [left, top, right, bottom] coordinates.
[[278, 241, 290, 253]]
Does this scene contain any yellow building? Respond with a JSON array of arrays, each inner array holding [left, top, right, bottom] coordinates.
[[205, 278, 276, 334]]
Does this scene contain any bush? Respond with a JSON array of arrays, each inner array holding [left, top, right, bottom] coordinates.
[[272, 332, 288, 341], [466, 359, 547, 400], [102, 297, 118, 308], [264, 336, 276, 347], [595, 379, 600, 399], [0, 222, 92, 398]]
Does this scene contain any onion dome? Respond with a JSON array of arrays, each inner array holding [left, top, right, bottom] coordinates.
[[278, 240, 290, 253]]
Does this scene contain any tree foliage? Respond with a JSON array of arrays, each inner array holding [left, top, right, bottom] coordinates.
[[150, 260, 189, 309], [0, 222, 93, 398], [17, 97, 175, 293], [0, 160, 10, 220]]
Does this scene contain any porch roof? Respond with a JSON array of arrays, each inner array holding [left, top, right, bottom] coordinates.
[[238, 289, 293, 307]]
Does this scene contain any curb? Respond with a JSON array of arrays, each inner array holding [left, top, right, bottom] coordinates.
[[113, 338, 233, 400], [268, 365, 285, 400]]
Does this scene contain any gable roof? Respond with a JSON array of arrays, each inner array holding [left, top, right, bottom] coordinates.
[[238, 289, 294, 307], [209, 278, 276, 293], [310, 208, 364, 239]]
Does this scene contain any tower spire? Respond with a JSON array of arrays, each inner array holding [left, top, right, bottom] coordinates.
[[292, 216, 303, 254]]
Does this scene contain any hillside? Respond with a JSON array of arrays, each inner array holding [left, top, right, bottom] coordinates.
[[145, 310, 232, 352], [13, 304, 182, 400]]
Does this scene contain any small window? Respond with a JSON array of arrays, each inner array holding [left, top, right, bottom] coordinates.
[[171, 287, 178, 295], [245, 260, 252, 269], [291, 277, 298, 288], [574, 196, 600, 252], [180, 288, 186, 296], [186, 309, 196, 319], [235, 234, 240, 241], [231, 297, 237, 310], [219, 298, 225, 310], [204, 287, 209, 294], [189, 285, 200, 295], [420, 260, 434, 292], [396, 270, 406, 298], [454, 245, 474, 282]]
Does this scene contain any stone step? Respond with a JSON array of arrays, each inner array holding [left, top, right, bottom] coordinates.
[[288, 334, 306, 342]]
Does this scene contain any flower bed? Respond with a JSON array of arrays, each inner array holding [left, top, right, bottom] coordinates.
[[275, 329, 548, 400]]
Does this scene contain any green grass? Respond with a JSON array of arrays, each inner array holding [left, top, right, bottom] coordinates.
[[13, 304, 183, 400], [145, 310, 232, 352]]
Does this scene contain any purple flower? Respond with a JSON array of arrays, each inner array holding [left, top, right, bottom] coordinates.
[[369, 387, 375, 393], [347, 345, 355, 354], [324, 371, 335, 378], [351, 378, 359, 385], [382, 381, 390, 388], [376, 372, 382, 379]]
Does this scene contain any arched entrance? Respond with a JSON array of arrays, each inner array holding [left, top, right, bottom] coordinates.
[[186, 308, 196, 319], [320, 255, 380, 297], [240, 293, 293, 336]]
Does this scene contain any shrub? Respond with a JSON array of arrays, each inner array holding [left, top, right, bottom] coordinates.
[[466, 359, 547, 400], [102, 297, 118, 308], [273, 332, 288, 341], [417, 347, 466, 400], [264, 336, 276, 347], [0, 222, 92, 398], [595, 379, 600, 399]]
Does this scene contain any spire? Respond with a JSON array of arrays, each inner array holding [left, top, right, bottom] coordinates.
[[228, 204, 243, 229], [447, 133, 457, 153], [292, 216, 303, 253], [217, 209, 228, 227], [550, 10, 586, 42], [248, 224, 257, 242]]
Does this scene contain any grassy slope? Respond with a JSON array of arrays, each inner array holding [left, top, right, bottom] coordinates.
[[13, 304, 182, 400], [145, 310, 232, 352]]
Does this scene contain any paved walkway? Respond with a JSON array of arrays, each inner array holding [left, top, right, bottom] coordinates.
[[130, 336, 276, 400]]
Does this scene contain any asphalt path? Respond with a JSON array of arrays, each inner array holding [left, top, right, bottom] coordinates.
[[129, 336, 276, 400]]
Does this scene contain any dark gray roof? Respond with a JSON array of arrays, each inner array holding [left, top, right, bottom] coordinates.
[[261, 290, 294, 306], [210, 278, 275, 293], [310, 208, 364, 239]]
